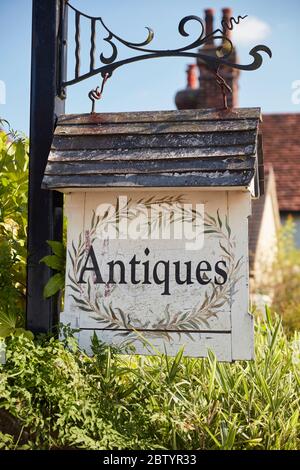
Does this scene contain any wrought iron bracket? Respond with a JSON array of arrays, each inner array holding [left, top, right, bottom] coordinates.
[[58, 2, 272, 105]]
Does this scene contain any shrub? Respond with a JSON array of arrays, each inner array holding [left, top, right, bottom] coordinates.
[[0, 312, 299, 450], [272, 218, 300, 333], [257, 218, 300, 334], [0, 123, 28, 333]]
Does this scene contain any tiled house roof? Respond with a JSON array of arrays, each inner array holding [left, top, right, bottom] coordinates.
[[262, 114, 300, 212]]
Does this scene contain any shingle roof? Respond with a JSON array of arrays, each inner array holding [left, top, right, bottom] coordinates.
[[42, 108, 262, 192], [262, 114, 300, 212]]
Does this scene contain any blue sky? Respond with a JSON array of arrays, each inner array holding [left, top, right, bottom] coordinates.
[[1, 0, 300, 133]]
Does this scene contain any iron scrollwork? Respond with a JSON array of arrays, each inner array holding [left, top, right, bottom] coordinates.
[[60, 2, 272, 102]]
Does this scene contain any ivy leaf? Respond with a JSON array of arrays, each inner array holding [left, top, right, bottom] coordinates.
[[43, 273, 65, 298], [14, 328, 34, 340], [40, 254, 64, 271], [46, 240, 65, 258], [0, 325, 34, 340]]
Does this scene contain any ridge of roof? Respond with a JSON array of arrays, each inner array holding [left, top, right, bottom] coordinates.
[[58, 108, 262, 126], [43, 108, 262, 192]]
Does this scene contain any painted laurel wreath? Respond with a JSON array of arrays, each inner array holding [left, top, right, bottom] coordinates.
[[67, 196, 243, 341]]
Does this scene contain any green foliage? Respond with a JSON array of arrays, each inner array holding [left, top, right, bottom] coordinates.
[[259, 218, 300, 334], [0, 432, 14, 450], [272, 218, 300, 333], [40, 240, 66, 298], [0, 122, 28, 335], [0, 314, 299, 450], [0, 311, 33, 340]]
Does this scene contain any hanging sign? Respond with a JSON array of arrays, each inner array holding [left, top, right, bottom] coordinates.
[[43, 108, 262, 360], [62, 189, 253, 361]]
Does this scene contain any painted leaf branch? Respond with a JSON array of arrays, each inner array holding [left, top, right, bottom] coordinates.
[[68, 199, 243, 343], [151, 210, 243, 337], [68, 195, 186, 332]]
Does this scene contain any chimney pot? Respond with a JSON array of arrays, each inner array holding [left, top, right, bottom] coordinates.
[[222, 8, 233, 40], [186, 64, 198, 89], [205, 9, 215, 44]]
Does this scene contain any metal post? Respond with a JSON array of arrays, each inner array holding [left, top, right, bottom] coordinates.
[[26, 0, 67, 333]]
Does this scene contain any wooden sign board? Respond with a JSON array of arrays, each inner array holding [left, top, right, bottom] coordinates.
[[43, 108, 263, 361], [62, 189, 253, 361]]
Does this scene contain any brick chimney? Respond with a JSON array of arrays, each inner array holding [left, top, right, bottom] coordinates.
[[175, 8, 240, 110], [175, 65, 200, 110]]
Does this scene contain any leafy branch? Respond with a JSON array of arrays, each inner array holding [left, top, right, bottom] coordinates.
[[40, 241, 66, 298]]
